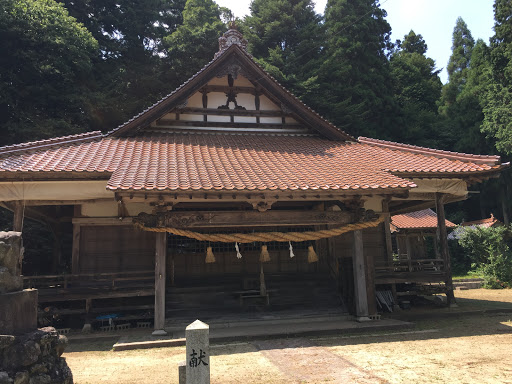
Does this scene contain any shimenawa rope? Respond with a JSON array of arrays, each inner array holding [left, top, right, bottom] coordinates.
[[133, 215, 385, 243]]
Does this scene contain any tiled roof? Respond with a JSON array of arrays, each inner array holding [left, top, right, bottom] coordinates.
[[391, 209, 456, 230], [461, 214, 502, 228], [359, 137, 501, 166], [0, 133, 505, 192], [0, 131, 102, 156]]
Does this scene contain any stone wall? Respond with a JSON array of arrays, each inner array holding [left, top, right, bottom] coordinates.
[[0, 327, 72, 384]]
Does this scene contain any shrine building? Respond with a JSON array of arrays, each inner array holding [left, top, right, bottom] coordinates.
[[0, 27, 507, 334]]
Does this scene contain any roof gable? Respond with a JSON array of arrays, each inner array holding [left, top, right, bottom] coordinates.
[[107, 30, 354, 141]]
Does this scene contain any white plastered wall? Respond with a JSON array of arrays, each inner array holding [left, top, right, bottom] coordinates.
[[0, 180, 113, 201], [81, 201, 153, 217]]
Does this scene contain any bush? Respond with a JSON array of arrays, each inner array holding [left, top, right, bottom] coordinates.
[[457, 225, 512, 288]]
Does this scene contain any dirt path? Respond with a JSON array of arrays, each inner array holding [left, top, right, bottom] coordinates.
[[253, 338, 387, 384]]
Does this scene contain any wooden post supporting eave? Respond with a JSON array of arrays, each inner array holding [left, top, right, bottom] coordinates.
[[153, 232, 168, 335], [71, 224, 81, 274], [435, 193, 457, 307], [352, 230, 370, 320], [13, 200, 23, 232], [382, 200, 393, 264], [382, 200, 399, 307]]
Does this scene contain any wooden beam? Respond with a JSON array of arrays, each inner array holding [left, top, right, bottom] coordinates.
[[114, 189, 407, 203], [175, 107, 286, 117], [22, 198, 114, 206], [156, 119, 304, 131], [13, 200, 23, 232], [72, 217, 133, 225], [435, 193, 456, 306], [352, 230, 370, 319], [153, 232, 167, 335], [136, 210, 353, 229]]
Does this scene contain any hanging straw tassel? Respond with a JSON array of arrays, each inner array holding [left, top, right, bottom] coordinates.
[[307, 245, 319, 263], [259, 244, 270, 262], [205, 246, 216, 263], [289, 241, 295, 258], [235, 242, 242, 259]]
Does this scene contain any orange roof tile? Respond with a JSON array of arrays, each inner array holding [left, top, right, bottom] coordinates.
[[391, 209, 456, 230], [461, 214, 502, 228], [0, 133, 505, 192]]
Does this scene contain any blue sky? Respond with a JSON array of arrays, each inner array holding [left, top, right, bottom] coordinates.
[[215, 0, 495, 83]]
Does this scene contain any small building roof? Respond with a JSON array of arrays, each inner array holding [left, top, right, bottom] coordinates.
[[391, 209, 456, 232], [461, 214, 502, 228]]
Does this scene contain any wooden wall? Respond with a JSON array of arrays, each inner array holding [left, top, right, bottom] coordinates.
[[326, 223, 386, 314], [171, 248, 325, 279], [79, 226, 156, 273]]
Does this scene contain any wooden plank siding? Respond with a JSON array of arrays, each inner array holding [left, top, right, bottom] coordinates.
[[172, 248, 323, 279], [79, 226, 155, 274]]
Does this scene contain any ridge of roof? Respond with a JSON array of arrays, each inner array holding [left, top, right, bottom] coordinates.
[[106, 43, 354, 141], [358, 136, 501, 165], [0, 131, 103, 156], [461, 214, 501, 227]]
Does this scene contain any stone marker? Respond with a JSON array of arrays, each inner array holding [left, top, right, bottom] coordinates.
[[185, 320, 210, 384], [178, 361, 186, 384]]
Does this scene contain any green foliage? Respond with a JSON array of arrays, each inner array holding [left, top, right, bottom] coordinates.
[[389, 31, 443, 147], [0, 0, 98, 145], [447, 18, 475, 87], [241, 0, 323, 103], [457, 225, 512, 288], [438, 20, 494, 155], [317, 0, 399, 138], [61, 0, 188, 131], [482, 0, 512, 154], [164, 0, 226, 81], [399, 30, 427, 55]]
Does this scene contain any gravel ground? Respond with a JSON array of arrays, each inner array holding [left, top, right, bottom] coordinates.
[[64, 288, 512, 384]]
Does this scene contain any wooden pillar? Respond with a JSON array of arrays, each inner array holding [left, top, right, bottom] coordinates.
[[405, 235, 413, 272], [13, 200, 23, 232], [71, 224, 81, 274], [382, 200, 398, 307], [382, 200, 393, 263], [435, 193, 457, 307], [352, 230, 370, 320], [153, 232, 168, 335]]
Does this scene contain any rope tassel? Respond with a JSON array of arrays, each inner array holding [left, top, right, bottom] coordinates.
[[205, 246, 216, 263], [235, 242, 242, 259], [260, 244, 270, 262], [289, 241, 295, 258], [307, 245, 319, 263]]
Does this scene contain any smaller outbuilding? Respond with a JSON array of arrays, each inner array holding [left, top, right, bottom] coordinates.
[[389, 209, 456, 273]]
